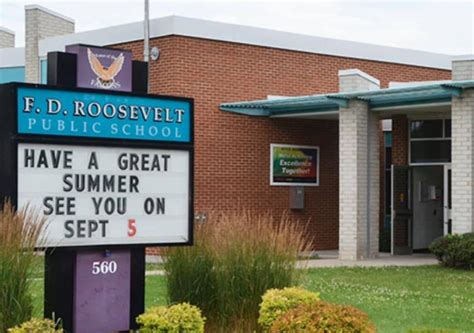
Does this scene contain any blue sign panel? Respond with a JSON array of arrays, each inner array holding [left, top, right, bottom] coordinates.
[[17, 87, 191, 142]]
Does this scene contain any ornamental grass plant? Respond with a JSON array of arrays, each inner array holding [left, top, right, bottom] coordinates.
[[163, 211, 310, 332], [0, 201, 47, 333]]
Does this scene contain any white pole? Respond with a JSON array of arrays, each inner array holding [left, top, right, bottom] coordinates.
[[144, 0, 150, 93], [144, 0, 150, 63]]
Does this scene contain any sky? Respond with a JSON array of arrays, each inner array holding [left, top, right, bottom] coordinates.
[[0, 0, 473, 55]]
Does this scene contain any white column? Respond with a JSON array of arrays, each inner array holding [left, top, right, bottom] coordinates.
[[25, 5, 75, 83], [451, 56, 474, 234], [338, 69, 380, 260], [0, 27, 15, 48]]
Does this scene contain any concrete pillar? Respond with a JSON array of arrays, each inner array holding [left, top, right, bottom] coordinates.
[[451, 56, 474, 234], [338, 69, 380, 260], [25, 5, 75, 83], [0, 27, 15, 48]]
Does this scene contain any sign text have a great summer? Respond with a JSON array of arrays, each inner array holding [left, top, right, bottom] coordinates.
[[18, 143, 190, 247]]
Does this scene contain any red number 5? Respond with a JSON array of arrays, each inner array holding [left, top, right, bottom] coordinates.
[[128, 219, 137, 237]]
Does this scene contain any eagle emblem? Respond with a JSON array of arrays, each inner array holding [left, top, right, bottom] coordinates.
[[87, 48, 124, 89]]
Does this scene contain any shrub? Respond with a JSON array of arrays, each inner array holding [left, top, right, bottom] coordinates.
[[8, 318, 62, 333], [164, 211, 310, 331], [136, 303, 205, 333], [0, 201, 47, 332], [258, 287, 320, 331], [269, 301, 376, 333], [429, 233, 474, 269]]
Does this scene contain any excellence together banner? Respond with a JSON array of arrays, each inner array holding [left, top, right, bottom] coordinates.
[[271, 144, 319, 186]]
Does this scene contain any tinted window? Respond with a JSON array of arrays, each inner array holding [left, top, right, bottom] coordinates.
[[385, 170, 392, 212], [410, 120, 443, 138], [385, 147, 392, 169], [411, 140, 451, 163], [444, 119, 451, 138]]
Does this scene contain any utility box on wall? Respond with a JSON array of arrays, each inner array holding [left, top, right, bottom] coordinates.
[[289, 186, 304, 210]]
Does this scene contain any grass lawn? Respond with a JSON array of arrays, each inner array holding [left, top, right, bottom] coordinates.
[[31, 265, 473, 332], [303, 266, 474, 333]]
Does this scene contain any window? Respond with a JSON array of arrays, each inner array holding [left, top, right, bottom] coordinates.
[[410, 119, 451, 164], [40, 59, 47, 84], [0, 66, 25, 83], [410, 120, 443, 138], [384, 132, 392, 215]]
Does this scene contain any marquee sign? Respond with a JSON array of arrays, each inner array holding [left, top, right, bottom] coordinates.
[[0, 46, 191, 333], [270, 144, 319, 186], [0, 83, 194, 248]]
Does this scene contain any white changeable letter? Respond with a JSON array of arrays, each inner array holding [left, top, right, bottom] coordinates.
[[23, 96, 35, 113], [28, 118, 37, 129], [47, 99, 62, 114]]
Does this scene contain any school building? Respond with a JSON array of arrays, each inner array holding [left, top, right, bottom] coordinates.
[[1, 5, 473, 259]]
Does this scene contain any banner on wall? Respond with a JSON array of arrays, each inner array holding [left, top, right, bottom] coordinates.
[[270, 144, 319, 186]]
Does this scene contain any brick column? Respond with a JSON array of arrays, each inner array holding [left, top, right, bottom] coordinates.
[[451, 56, 474, 234], [0, 27, 15, 48], [25, 5, 75, 83], [338, 69, 380, 260], [391, 116, 409, 166]]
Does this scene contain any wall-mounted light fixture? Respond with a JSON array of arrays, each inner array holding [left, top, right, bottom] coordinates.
[[150, 46, 160, 61]]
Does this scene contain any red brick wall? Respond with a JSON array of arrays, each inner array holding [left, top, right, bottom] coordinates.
[[392, 116, 409, 165], [113, 36, 450, 250]]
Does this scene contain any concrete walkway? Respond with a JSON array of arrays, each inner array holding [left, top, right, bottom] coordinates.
[[146, 252, 438, 276], [298, 253, 437, 268]]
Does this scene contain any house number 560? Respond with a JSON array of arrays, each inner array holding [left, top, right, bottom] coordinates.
[[92, 260, 118, 275]]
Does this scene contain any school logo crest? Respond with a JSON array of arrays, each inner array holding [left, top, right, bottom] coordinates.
[[87, 48, 124, 89]]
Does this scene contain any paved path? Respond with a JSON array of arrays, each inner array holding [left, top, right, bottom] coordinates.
[[146, 253, 438, 276], [298, 253, 437, 268]]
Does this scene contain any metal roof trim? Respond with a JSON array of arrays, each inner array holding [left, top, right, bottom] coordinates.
[[219, 80, 474, 117]]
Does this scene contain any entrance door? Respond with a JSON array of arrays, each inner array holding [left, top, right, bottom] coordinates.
[[412, 166, 444, 250], [444, 165, 452, 235], [391, 166, 413, 255]]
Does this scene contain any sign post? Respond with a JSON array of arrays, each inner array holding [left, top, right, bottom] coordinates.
[[0, 45, 193, 332]]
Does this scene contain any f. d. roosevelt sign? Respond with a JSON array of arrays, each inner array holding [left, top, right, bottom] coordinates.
[[17, 86, 191, 142]]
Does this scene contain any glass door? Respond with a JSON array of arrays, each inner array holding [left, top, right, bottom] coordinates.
[[443, 165, 452, 235], [391, 165, 413, 255]]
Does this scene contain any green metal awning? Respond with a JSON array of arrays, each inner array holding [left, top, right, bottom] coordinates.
[[220, 80, 474, 117]]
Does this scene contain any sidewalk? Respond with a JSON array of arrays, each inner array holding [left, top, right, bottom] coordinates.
[[298, 252, 437, 268], [146, 252, 438, 276]]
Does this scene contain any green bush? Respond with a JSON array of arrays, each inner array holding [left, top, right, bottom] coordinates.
[[8, 318, 62, 333], [258, 287, 320, 331], [269, 301, 376, 333], [429, 233, 474, 269], [136, 303, 205, 333], [1, 202, 47, 332], [164, 211, 310, 331]]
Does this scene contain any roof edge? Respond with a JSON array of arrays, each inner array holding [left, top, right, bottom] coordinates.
[[0, 26, 15, 35], [38, 15, 452, 70], [25, 4, 75, 23], [338, 69, 380, 86], [0, 47, 25, 68], [452, 54, 474, 62]]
